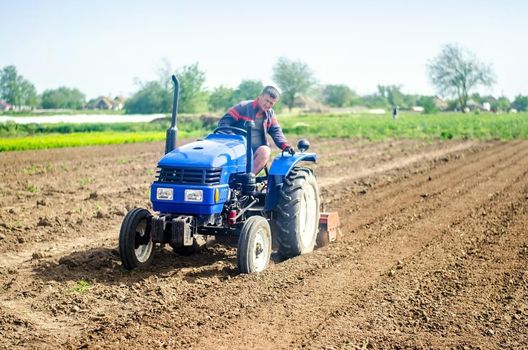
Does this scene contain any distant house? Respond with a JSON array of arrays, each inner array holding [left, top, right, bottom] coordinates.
[[96, 96, 114, 110], [86, 96, 127, 110], [112, 96, 127, 110], [480, 96, 496, 112], [86, 96, 114, 110], [293, 95, 328, 113], [433, 96, 448, 111], [0, 99, 12, 111], [466, 99, 479, 111]]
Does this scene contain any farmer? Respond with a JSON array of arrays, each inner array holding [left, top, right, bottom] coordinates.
[[218, 85, 295, 174], [392, 105, 399, 120]]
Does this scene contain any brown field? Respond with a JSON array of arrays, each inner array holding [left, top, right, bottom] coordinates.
[[1, 138, 527, 349]]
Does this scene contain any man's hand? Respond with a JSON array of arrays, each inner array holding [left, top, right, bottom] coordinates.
[[284, 146, 295, 155]]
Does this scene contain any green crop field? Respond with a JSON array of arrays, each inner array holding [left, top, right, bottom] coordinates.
[[0, 131, 204, 152], [1, 112, 527, 151], [280, 112, 528, 140]]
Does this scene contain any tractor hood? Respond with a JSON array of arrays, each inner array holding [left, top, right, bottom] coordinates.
[[157, 134, 247, 169]]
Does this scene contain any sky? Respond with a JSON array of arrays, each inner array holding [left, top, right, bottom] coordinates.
[[1, 0, 527, 100]]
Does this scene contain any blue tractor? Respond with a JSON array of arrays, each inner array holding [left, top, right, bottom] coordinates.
[[119, 76, 320, 273]]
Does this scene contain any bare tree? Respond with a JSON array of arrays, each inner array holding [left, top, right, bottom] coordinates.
[[427, 44, 495, 111]]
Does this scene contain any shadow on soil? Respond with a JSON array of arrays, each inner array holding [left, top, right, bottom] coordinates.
[[32, 244, 239, 285]]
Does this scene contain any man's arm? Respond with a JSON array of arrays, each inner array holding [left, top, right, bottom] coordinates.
[[267, 113, 290, 150]]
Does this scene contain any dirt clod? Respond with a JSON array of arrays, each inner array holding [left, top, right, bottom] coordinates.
[[31, 252, 47, 259], [36, 198, 50, 206], [87, 192, 98, 200], [37, 217, 52, 227]]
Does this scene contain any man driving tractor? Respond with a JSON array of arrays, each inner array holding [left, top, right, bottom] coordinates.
[[218, 86, 295, 173]]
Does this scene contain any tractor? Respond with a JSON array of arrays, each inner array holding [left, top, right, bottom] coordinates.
[[119, 75, 328, 274]]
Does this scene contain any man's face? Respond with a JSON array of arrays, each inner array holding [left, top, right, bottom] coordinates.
[[257, 93, 277, 111]]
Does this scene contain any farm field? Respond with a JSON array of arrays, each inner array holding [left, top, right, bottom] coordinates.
[[0, 138, 527, 349], [1, 112, 527, 151]]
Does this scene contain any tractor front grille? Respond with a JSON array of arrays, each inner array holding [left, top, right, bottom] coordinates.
[[156, 167, 221, 185]]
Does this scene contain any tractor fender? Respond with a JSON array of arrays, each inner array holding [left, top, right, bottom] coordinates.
[[265, 152, 317, 211]]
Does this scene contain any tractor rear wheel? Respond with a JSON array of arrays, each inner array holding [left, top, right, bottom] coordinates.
[[119, 208, 154, 270], [237, 216, 272, 274], [274, 167, 320, 258]]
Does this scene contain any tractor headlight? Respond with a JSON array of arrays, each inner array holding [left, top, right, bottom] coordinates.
[[156, 187, 173, 200], [184, 189, 203, 202]]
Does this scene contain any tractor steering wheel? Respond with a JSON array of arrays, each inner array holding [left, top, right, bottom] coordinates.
[[213, 126, 247, 136]]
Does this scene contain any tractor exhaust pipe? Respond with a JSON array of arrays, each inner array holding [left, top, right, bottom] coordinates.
[[245, 121, 255, 174], [242, 121, 256, 194], [165, 75, 180, 154]]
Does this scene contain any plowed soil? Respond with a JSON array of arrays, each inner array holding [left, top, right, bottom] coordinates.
[[1, 138, 527, 349]]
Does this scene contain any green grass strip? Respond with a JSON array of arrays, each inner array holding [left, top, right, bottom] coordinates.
[[0, 131, 197, 151]]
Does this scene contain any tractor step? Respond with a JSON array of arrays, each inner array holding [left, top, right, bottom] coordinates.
[[316, 212, 340, 248]]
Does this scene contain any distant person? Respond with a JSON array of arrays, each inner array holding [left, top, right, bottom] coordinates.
[[218, 86, 295, 174], [392, 106, 399, 120]]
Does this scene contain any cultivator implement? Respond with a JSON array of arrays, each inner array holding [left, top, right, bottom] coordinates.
[[317, 212, 340, 247]]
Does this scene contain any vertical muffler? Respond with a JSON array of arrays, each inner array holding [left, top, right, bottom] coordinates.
[[165, 75, 179, 154]]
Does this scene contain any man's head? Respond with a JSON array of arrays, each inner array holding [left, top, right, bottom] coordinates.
[[257, 86, 280, 111]]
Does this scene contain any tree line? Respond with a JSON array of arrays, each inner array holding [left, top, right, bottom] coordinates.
[[1, 44, 527, 114]]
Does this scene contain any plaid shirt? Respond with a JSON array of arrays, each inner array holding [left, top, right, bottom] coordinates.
[[218, 99, 289, 150]]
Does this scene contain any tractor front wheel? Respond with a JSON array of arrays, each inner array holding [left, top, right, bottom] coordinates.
[[119, 208, 154, 270], [237, 216, 272, 274], [274, 167, 320, 258]]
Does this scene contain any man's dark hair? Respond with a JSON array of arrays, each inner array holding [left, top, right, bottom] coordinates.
[[261, 86, 280, 99]]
